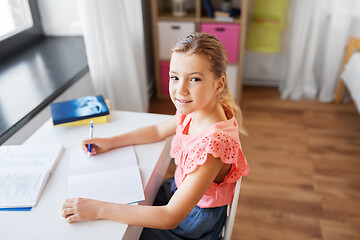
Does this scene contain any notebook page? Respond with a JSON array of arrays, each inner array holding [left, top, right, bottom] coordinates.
[[68, 146, 144, 204]]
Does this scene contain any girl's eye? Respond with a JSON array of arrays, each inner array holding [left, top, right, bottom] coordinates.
[[191, 77, 201, 82], [170, 76, 178, 81]]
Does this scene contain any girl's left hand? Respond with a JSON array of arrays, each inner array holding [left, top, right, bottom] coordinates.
[[61, 198, 102, 223]]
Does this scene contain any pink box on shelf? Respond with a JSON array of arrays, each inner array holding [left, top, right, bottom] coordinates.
[[159, 61, 170, 95], [200, 23, 240, 63]]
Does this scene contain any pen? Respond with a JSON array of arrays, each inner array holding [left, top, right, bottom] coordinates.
[[88, 120, 94, 157]]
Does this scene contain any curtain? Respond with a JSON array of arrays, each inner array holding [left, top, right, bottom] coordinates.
[[280, 0, 360, 102], [76, 0, 149, 112]]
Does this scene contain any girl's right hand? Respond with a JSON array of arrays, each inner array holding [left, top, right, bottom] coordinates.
[[82, 137, 112, 156]]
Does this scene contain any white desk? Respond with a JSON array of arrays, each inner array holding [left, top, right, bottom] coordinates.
[[0, 111, 173, 240]]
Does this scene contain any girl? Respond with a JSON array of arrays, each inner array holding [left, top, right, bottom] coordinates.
[[62, 32, 249, 240]]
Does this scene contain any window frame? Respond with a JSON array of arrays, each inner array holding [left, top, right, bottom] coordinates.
[[0, 0, 43, 60]]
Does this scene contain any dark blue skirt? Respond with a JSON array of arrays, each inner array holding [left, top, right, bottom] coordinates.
[[139, 178, 227, 240]]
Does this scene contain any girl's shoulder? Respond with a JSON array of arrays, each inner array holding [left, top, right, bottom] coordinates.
[[172, 124, 246, 176], [174, 120, 241, 161]]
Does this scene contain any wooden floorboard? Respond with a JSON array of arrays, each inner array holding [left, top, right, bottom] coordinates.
[[148, 86, 360, 239]]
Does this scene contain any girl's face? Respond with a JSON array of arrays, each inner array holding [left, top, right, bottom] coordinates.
[[169, 52, 223, 115]]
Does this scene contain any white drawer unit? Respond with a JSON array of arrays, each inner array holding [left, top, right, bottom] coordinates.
[[157, 21, 196, 60]]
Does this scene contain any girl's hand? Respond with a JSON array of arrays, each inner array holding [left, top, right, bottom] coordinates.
[[82, 137, 112, 156], [61, 198, 103, 223]]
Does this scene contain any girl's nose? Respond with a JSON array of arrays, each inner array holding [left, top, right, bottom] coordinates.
[[177, 79, 189, 95]]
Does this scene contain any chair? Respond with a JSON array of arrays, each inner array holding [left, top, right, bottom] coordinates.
[[335, 37, 360, 103], [221, 176, 243, 240]]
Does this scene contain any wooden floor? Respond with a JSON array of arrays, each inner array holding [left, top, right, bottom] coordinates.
[[148, 86, 360, 240]]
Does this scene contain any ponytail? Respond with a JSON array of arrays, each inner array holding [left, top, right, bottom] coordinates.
[[220, 75, 247, 136]]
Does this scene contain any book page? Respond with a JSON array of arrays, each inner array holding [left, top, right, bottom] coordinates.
[[0, 169, 49, 208], [0, 144, 64, 172], [68, 146, 144, 204], [0, 144, 64, 208]]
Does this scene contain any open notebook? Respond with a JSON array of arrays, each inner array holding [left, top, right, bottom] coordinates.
[[68, 146, 144, 204]]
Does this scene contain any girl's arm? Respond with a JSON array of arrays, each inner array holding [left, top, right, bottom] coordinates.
[[82, 116, 177, 155], [62, 154, 225, 229]]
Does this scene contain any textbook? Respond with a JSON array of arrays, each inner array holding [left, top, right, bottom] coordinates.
[[50, 95, 110, 126], [55, 113, 109, 126], [68, 146, 145, 205], [0, 144, 64, 209]]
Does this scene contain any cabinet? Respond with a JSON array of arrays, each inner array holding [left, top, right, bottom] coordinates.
[[151, 0, 249, 102], [200, 22, 240, 63]]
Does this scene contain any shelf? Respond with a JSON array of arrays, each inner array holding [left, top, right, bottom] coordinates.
[[157, 11, 241, 24], [200, 16, 241, 24], [157, 10, 197, 22]]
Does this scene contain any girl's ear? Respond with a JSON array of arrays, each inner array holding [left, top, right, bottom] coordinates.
[[215, 76, 225, 95]]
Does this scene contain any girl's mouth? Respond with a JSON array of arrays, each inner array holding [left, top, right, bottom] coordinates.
[[176, 98, 192, 104]]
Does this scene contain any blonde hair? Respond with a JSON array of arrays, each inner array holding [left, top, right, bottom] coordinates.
[[172, 32, 246, 135]]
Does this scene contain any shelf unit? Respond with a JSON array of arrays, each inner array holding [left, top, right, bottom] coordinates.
[[151, 0, 249, 102]]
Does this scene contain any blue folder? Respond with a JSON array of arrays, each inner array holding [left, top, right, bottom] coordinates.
[[0, 207, 32, 211]]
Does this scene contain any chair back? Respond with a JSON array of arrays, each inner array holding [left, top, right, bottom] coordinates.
[[221, 176, 242, 240]]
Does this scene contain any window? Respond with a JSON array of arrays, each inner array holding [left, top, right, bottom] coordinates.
[[0, 0, 33, 40], [0, 0, 43, 60]]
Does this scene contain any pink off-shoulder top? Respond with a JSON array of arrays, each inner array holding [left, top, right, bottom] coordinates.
[[170, 106, 249, 208]]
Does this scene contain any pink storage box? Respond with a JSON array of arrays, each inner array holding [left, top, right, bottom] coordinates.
[[200, 23, 240, 63], [159, 61, 170, 95]]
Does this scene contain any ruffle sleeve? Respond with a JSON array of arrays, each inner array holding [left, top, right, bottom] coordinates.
[[181, 132, 249, 183]]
